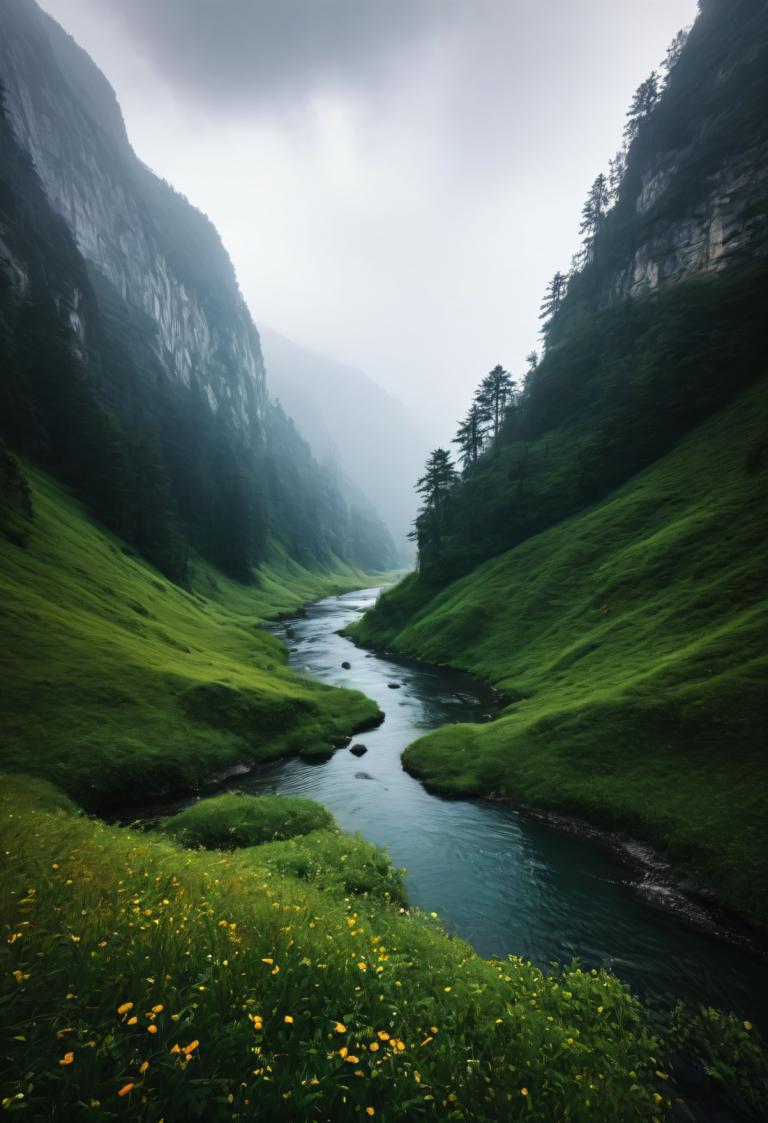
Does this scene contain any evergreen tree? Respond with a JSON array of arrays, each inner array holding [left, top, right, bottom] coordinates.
[[662, 28, 690, 78], [624, 72, 661, 142], [452, 403, 487, 469], [579, 174, 610, 248], [608, 148, 627, 203], [411, 448, 458, 560], [475, 365, 516, 441], [539, 272, 568, 323]]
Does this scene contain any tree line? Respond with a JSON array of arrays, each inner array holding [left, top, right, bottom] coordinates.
[[409, 24, 693, 574]]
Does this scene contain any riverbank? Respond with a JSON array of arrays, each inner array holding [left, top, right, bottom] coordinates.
[[353, 383, 768, 930], [0, 470, 382, 809], [3, 772, 767, 1122]]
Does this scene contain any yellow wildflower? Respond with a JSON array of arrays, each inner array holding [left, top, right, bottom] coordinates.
[[118, 1083, 134, 1097], [59, 1052, 74, 1066], [366, 1110, 375, 1117], [521, 1088, 528, 1096], [152, 1004, 164, 1014], [147, 1025, 158, 1034], [284, 1015, 294, 1025], [117, 1002, 133, 1015], [369, 1042, 379, 1052], [183, 1040, 199, 1055], [377, 1031, 390, 1041], [139, 1061, 149, 1075], [335, 1022, 347, 1033]]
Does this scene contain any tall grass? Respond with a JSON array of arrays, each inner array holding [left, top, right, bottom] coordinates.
[[5, 776, 763, 1121], [353, 381, 768, 924]]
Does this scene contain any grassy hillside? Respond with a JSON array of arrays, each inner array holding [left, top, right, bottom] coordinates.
[[0, 469, 381, 809], [2, 774, 764, 1121], [353, 380, 768, 924]]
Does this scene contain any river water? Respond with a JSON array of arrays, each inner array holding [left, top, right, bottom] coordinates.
[[240, 588, 767, 1022]]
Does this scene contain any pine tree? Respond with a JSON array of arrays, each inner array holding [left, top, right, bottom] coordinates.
[[539, 272, 568, 323], [411, 447, 458, 559], [624, 72, 660, 142], [579, 174, 610, 246], [608, 148, 627, 203], [475, 365, 516, 441], [452, 403, 487, 469], [662, 28, 690, 78]]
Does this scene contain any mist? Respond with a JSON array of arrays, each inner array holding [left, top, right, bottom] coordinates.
[[40, 0, 698, 448]]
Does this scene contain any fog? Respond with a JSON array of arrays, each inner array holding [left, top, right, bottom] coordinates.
[[40, 0, 698, 447]]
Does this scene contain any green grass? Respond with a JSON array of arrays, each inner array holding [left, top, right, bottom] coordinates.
[[161, 793, 335, 849], [0, 470, 381, 809], [3, 774, 764, 1121], [353, 380, 768, 925]]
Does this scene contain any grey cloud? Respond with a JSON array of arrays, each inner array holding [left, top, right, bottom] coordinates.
[[50, 0, 464, 108]]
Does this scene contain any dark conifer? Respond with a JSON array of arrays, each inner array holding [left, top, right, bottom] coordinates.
[[452, 404, 488, 469], [539, 272, 568, 323], [624, 72, 660, 142]]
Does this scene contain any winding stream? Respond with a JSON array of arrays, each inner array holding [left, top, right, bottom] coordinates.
[[244, 588, 767, 1020]]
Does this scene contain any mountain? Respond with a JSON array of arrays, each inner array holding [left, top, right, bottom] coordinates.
[[0, 0, 396, 579], [353, 0, 768, 926], [260, 326, 426, 558]]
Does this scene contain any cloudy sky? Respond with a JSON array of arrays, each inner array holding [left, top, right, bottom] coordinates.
[[40, 0, 698, 443]]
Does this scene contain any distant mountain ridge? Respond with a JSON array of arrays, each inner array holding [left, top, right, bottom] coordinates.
[[260, 326, 426, 558]]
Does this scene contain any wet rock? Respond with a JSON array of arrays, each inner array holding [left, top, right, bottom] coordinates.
[[350, 744, 368, 757], [354, 771, 374, 780], [341, 660, 351, 669], [387, 683, 401, 690], [299, 744, 334, 764]]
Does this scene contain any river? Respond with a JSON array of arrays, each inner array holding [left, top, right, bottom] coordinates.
[[238, 588, 767, 1021]]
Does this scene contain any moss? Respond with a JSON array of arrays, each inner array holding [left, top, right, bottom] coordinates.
[[162, 793, 335, 849], [355, 380, 768, 924], [0, 469, 381, 808]]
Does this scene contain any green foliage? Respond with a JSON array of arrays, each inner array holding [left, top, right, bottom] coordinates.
[[249, 829, 407, 903], [162, 793, 335, 850], [0, 468, 380, 808], [355, 381, 768, 923], [0, 439, 33, 546], [4, 774, 764, 1121], [0, 89, 395, 584]]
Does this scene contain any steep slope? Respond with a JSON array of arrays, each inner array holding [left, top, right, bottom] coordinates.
[[0, 0, 395, 579], [354, 1, 768, 924], [0, 0, 264, 432], [260, 326, 426, 557], [0, 463, 380, 808], [355, 379, 768, 923]]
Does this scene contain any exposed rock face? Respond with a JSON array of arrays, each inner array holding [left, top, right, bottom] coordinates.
[[0, 0, 266, 439], [599, 2, 768, 309], [610, 142, 768, 304]]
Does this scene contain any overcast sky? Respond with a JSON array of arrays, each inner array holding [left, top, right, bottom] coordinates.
[[40, 0, 698, 444]]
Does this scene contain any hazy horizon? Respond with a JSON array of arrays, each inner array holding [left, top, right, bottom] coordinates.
[[40, 0, 698, 448]]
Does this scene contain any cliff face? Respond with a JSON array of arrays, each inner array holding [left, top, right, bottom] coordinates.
[[602, 0, 768, 306], [0, 0, 265, 438], [612, 140, 768, 302]]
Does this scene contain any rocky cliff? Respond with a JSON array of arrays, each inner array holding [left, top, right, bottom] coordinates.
[[0, 0, 265, 439], [602, 0, 768, 305], [0, 0, 396, 577]]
